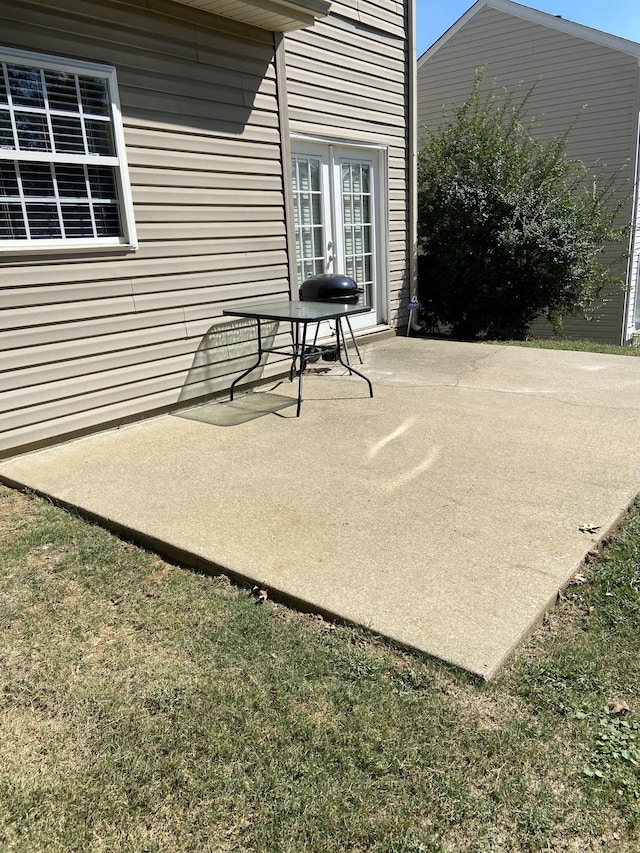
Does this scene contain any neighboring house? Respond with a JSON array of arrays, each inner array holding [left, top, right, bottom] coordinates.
[[0, 0, 416, 457], [417, 0, 640, 344]]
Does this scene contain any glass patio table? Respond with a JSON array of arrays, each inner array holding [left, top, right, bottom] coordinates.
[[222, 299, 374, 417]]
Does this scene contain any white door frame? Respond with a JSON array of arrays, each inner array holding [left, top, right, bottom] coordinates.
[[290, 137, 388, 333]]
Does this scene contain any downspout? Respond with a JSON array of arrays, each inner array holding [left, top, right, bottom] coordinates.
[[274, 31, 299, 302], [623, 60, 640, 344], [407, 0, 419, 334]]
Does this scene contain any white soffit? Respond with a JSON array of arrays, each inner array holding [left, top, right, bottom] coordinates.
[[170, 0, 331, 32], [417, 0, 640, 69]]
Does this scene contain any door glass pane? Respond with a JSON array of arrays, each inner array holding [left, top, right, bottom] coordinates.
[[309, 159, 319, 192], [301, 226, 313, 257], [303, 259, 317, 280], [343, 196, 353, 225], [340, 161, 374, 308], [297, 163, 309, 192], [342, 163, 351, 193], [312, 225, 324, 258], [311, 194, 321, 227], [353, 197, 363, 225], [344, 227, 353, 255], [352, 166, 362, 194], [291, 155, 325, 285]]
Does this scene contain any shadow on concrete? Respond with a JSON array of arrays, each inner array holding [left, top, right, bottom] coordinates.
[[174, 318, 289, 425], [175, 391, 296, 426]]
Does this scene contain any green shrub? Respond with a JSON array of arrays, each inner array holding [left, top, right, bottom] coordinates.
[[417, 69, 629, 340]]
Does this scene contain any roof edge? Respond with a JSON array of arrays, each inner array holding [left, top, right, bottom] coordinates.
[[170, 0, 332, 33]]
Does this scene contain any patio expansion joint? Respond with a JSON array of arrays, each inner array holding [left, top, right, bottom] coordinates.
[[447, 386, 640, 412]]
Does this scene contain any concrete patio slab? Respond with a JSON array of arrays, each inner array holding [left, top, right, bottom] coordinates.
[[3, 337, 640, 679]]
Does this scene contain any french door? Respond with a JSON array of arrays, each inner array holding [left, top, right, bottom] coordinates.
[[291, 142, 384, 333]]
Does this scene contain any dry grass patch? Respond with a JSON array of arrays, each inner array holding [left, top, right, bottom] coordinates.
[[0, 483, 639, 852]]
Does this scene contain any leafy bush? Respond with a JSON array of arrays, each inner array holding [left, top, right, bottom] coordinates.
[[417, 69, 629, 340]]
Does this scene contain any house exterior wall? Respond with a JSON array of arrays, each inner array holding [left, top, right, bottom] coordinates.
[[0, 1, 282, 456], [417, 4, 640, 344], [285, 0, 411, 329]]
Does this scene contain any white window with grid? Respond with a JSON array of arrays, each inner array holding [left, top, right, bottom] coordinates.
[[0, 46, 136, 253]]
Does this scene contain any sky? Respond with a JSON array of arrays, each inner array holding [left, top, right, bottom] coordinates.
[[416, 0, 640, 56]]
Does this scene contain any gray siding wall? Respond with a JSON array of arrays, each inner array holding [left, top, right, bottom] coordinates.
[[417, 6, 640, 344], [285, 0, 410, 329], [1, 0, 290, 455]]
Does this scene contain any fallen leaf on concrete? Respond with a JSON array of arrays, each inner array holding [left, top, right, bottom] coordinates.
[[579, 523, 601, 534], [607, 698, 630, 715]]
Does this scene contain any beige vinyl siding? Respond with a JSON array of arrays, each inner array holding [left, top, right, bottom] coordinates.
[[0, 0, 291, 456], [284, 0, 410, 329], [417, 5, 640, 344]]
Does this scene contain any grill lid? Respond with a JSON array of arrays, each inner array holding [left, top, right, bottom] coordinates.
[[299, 273, 363, 304]]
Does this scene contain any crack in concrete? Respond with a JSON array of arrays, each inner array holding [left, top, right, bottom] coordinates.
[[450, 347, 503, 388]]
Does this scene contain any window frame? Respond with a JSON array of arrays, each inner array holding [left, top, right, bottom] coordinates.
[[0, 46, 137, 255]]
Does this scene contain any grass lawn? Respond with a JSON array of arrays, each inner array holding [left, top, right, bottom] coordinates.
[[1, 478, 639, 852], [486, 339, 640, 358]]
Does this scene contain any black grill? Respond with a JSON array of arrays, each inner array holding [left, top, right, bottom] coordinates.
[[299, 273, 363, 305]]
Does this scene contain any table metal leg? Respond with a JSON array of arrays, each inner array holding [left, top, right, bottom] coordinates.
[[335, 318, 373, 397], [295, 321, 309, 416], [343, 314, 363, 364], [227, 313, 371, 414], [229, 319, 264, 401], [290, 322, 299, 382]]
